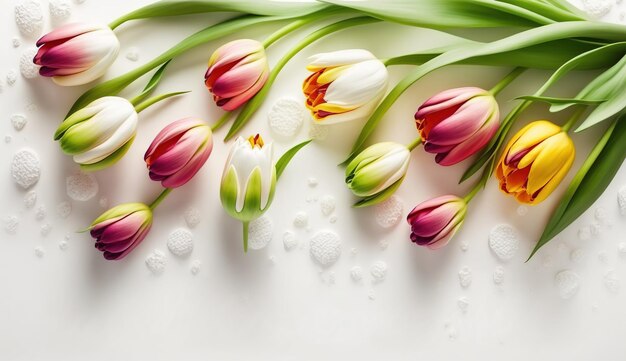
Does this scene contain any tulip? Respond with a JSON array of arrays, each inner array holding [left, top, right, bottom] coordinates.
[[345, 142, 410, 203], [303, 49, 388, 124], [407, 195, 467, 249], [496, 120, 575, 204], [89, 203, 152, 260], [220, 134, 276, 224], [55, 96, 137, 170], [34, 22, 120, 86], [144, 118, 213, 188], [414, 87, 500, 166], [204, 39, 269, 111]]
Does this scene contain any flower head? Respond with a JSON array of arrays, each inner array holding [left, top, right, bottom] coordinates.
[[407, 195, 467, 249], [34, 22, 120, 86], [144, 118, 213, 188], [496, 120, 575, 204], [345, 142, 410, 201], [220, 134, 276, 222], [303, 49, 388, 124], [415, 87, 499, 165], [54, 96, 137, 170], [89, 203, 152, 260], [204, 39, 269, 111]]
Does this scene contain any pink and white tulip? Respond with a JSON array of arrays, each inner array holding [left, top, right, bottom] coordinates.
[[204, 39, 269, 111], [414, 87, 499, 166], [34, 22, 120, 86], [144, 118, 213, 188], [89, 203, 152, 260], [407, 195, 467, 249]]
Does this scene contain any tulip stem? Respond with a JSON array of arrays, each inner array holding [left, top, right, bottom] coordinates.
[[211, 111, 234, 131], [134, 91, 190, 113], [406, 136, 422, 152], [463, 182, 483, 204], [242, 222, 249, 253], [561, 106, 587, 132], [262, 16, 320, 48], [488, 67, 525, 96], [150, 188, 172, 210]]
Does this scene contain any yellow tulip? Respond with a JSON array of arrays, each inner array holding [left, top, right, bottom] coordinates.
[[496, 120, 575, 204]]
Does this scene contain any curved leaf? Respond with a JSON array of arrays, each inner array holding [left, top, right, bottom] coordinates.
[[275, 139, 312, 180], [517, 95, 606, 107], [529, 116, 626, 260]]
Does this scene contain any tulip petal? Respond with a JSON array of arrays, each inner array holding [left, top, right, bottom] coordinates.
[[427, 96, 495, 145], [36, 22, 102, 47], [526, 133, 575, 195], [306, 49, 376, 71], [160, 137, 213, 188], [505, 120, 561, 164]]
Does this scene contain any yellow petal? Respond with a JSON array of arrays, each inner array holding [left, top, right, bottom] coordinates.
[[507, 120, 561, 163], [526, 132, 574, 195], [532, 141, 575, 203], [315, 102, 355, 114], [317, 65, 350, 85]]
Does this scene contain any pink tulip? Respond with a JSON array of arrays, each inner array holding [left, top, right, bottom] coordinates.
[[90, 203, 152, 260], [144, 118, 213, 188], [407, 195, 467, 249], [414, 87, 499, 166], [34, 22, 120, 86], [204, 39, 269, 111]]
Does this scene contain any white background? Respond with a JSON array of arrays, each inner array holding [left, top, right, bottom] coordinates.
[[1, 1, 626, 360]]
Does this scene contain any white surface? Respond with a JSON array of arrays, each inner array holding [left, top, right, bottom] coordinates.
[[1, 1, 626, 360]]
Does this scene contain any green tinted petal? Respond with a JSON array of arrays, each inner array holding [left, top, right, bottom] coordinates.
[[79, 136, 135, 171], [220, 165, 240, 220]]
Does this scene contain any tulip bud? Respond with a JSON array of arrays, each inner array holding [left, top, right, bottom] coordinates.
[[54, 96, 137, 170], [496, 120, 575, 204], [34, 22, 120, 86], [303, 49, 388, 124], [204, 39, 269, 111], [415, 87, 499, 166], [345, 142, 410, 201], [144, 118, 213, 188], [407, 195, 467, 249], [89, 203, 152, 260], [220, 134, 276, 222]]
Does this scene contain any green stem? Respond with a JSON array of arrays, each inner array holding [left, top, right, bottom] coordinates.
[[561, 106, 587, 132], [133, 91, 189, 113], [242, 221, 249, 253], [406, 136, 422, 151], [489, 67, 525, 96], [224, 16, 382, 140], [262, 16, 316, 48], [463, 182, 482, 204], [211, 111, 234, 131], [149, 188, 172, 210]]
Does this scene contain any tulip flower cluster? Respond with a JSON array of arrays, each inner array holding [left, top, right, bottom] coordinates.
[[36, 0, 626, 263], [88, 118, 213, 260]]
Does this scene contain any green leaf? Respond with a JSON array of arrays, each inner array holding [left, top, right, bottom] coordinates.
[[321, 0, 556, 28], [529, 116, 626, 260], [573, 55, 626, 131], [134, 91, 189, 113], [224, 16, 380, 140], [517, 95, 606, 106], [67, 14, 290, 117], [275, 139, 312, 180], [130, 60, 171, 106], [344, 22, 626, 165], [459, 42, 626, 183], [109, 0, 329, 29]]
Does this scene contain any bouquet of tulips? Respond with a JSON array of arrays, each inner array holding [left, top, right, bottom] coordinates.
[[33, 0, 625, 261]]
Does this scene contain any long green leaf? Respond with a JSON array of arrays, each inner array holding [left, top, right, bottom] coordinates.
[[67, 14, 289, 117], [344, 22, 626, 165], [573, 55, 626, 131], [529, 116, 626, 260], [321, 0, 555, 28], [459, 42, 626, 182], [130, 60, 171, 106], [517, 95, 606, 106], [275, 139, 312, 180], [110, 0, 328, 29]]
